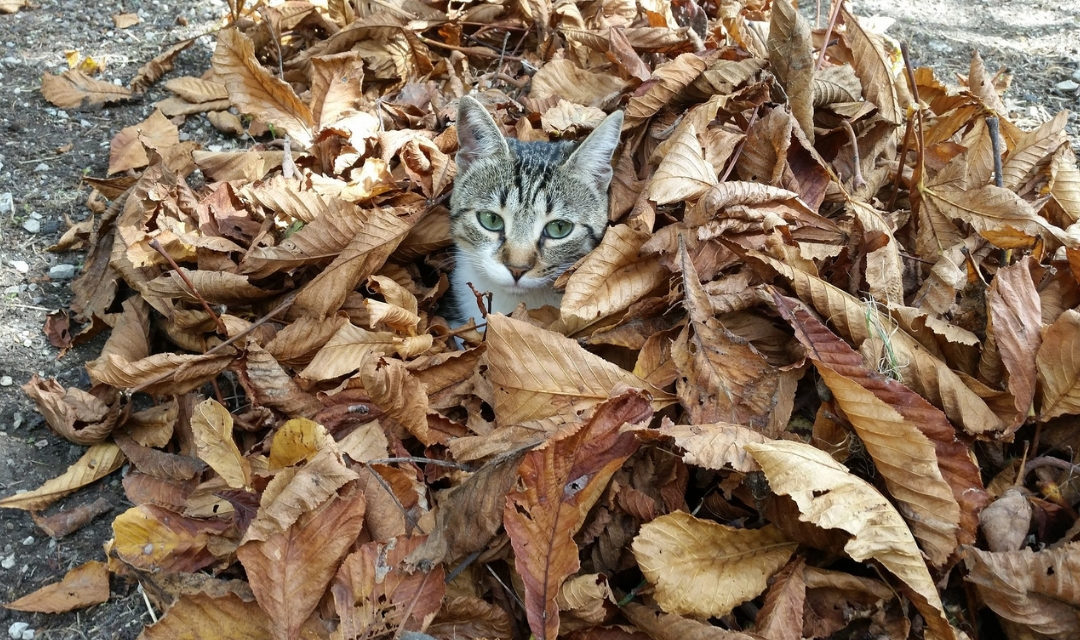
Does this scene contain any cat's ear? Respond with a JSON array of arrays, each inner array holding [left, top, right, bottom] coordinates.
[[456, 96, 510, 174], [564, 110, 624, 191]]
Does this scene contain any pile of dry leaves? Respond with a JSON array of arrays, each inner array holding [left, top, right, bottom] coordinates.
[[4, 0, 1080, 637]]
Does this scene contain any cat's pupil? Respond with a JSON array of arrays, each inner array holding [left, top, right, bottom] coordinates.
[[477, 210, 504, 231], [543, 220, 573, 239]]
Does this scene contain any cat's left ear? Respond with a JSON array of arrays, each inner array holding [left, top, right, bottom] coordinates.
[[564, 110, 624, 191]]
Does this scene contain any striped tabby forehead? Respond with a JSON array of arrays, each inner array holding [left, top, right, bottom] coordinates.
[[450, 139, 608, 238]]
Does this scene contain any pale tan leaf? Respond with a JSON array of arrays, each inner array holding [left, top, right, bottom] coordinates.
[[4, 561, 109, 613], [767, 0, 814, 142], [211, 29, 314, 147], [624, 53, 709, 128], [987, 257, 1042, 431], [555, 224, 668, 335], [744, 441, 958, 640], [965, 543, 1080, 640], [848, 200, 903, 306], [190, 399, 252, 490], [529, 58, 628, 107], [813, 364, 961, 565], [41, 69, 133, 109], [108, 110, 179, 175], [484, 314, 673, 426], [140, 593, 270, 640], [1048, 146, 1080, 226], [243, 448, 359, 543], [840, 8, 905, 124], [1037, 309, 1080, 420], [301, 323, 431, 380], [1001, 110, 1069, 192], [164, 76, 229, 103], [658, 418, 769, 473], [632, 511, 796, 618], [922, 184, 1067, 248], [192, 149, 284, 182], [0, 443, 124, 511], [648, 124, 718, 204]]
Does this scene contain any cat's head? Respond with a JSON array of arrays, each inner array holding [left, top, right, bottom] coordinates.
[[450, 96, 623, 291]]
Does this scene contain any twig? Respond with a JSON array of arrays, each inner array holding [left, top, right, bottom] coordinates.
[[1024, 456, 1080, 478], [368, 456, 471, 470], [986, 116, 1004, 188], [139, 584, 159, 623], [985, 115, 1010, 265], [362, 461, 424, 534], [129, 292, 297, 394], [841, 120, 866, 190], [445, 550, 483, 583], [419, 35, 524, 61], [258, 7, 285, 78], [815, 0, 844, 73], [148, 238, 229, 336], [720, 107, 761, 182], [1, 302, 52, 312], [887, 114, 914, 210]]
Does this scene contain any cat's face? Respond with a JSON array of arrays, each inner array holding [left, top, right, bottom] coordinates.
[[450, 97, 623, 291]]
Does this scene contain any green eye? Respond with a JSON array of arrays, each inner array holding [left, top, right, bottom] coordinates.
[[476, 211, 504, 231], [543, 219, 574, 239]]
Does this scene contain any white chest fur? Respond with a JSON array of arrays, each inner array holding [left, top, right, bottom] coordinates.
[[450, 257, 562, 323]]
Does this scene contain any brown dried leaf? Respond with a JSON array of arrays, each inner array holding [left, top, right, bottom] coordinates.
[[648, 124, 718, 204], [505, 391, 650, 640], [987, 257, 1042, 431], [840, 7, 905, 124], [1036, 308, 1080, 420], [530, 58, 628, 107], [921, 184, 1065, 248], [755, 251, 1005, 435], [624, 53, 708, 128], [238, 488, 366, 640], [745, 441, 958, 640], [112, 504, 231, 573], [211, 29, 314, 147], [484, 314, 672, 426], [0, 443, 124, 511], [767, 0, 814, 141], [41, 69, 133, 109], [632, 511, 796, 618], [4, 561, 109, 613], [190, 399, 252, 490], [754, 557, 806, 640], [965, 543, 1080, 640], [333, 535, 446, 637], [140, 593, 270, 640], [556, 224, 668, 335]]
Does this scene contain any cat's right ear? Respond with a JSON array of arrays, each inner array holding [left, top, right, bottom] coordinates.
[[456, 96, 510, 175]]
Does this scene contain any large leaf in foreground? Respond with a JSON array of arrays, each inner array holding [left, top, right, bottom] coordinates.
[[744, 441, 957, 640], [504, 391, 650, 640]]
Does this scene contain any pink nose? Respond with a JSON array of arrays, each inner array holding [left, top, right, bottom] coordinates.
[[507, 266, 529, 281]]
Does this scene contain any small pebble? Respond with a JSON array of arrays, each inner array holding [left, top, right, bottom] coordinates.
[[33, 162, 48, 173], [1072, 69, 1080, 83], [8, 622, 29, 640], [1056, 79, 1079, 93], [21, 219, 39, 234], [0, 376, 11, 386], [0, 192, 12, 214], [21, 536, 33, 546], [48, 264, 77, 280], [11, 260, 28, 273], [1, 554, 14, 569]]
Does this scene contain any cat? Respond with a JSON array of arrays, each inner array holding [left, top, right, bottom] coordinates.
[[447, 95, 624, 326]]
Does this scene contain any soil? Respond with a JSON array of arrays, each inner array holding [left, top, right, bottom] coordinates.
[[0, 0, 1077, 638]]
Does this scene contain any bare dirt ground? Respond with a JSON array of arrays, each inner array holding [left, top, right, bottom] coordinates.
[[0, 0, 1077, 638]]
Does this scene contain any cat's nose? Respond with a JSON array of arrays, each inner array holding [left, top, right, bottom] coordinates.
[[507, 265, 529, 281]]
